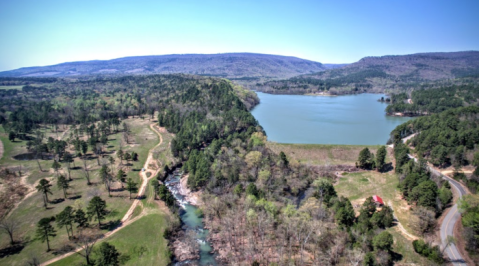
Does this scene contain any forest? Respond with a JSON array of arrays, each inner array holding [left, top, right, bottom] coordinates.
[[0, 74, 411, 266], [0, 72, 476, 265], [391, 106, 479, 168], [391, 105, 479, 263], [385, 83, 479, 115]]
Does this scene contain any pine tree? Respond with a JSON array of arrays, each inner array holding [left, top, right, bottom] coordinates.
[[96, 242, 121, 266], [126, 178, 138, 200], [36, 179, 53, 209], [57, 175, 70, 199], [56, 206, 75, 238], [87, 196, 108, 227], [376, 146, 387, 172], [74, 209, 89, 228], [51, 160, 62, 177], [35, 217, 56, 251]]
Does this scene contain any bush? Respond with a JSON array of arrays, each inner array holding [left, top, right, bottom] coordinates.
[[372, 231, 393, 251], [412, 240, 444, 264]]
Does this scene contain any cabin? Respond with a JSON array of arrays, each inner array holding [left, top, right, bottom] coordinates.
[[372, 195, 384, 206]]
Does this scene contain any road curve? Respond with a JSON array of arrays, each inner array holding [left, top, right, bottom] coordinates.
[[432, 168, 467, 265], [407, 154, 467, 265]]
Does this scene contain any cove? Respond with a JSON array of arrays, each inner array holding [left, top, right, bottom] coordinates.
[[251, 92, 412, 145]]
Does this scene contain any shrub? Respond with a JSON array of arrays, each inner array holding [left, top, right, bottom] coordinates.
[[412, 240, 444, 264]]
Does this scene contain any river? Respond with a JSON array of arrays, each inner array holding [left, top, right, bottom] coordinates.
[[165, 173, 217, 265], [251, 92, 412, 145]]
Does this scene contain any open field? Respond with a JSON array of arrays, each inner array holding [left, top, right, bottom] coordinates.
[[0, 85, 23, 90], [266, 142, 382, 166], [151, 126, 178, 171], [49, 212, 171, 266], [334, 170, 424, 263], [386, 228, 429, 265], [0, 117, 172, 265]]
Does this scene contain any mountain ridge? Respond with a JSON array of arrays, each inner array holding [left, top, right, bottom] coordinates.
[[0, 53, 329, 82], [257, 50, 479, 94]]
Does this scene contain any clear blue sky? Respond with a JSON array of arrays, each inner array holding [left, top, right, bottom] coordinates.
[[1, 0, 478, 71]]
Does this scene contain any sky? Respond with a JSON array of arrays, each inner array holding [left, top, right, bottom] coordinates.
[[0, 0, 478, 71]]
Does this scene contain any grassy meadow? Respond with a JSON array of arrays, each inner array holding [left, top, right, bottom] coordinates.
[[0, 117, 173, 266], [267, 142, 382, 166], [273, 141, 424, 264]]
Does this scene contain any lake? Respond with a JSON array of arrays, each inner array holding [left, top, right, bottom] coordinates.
[[251, 92, 412, 145]]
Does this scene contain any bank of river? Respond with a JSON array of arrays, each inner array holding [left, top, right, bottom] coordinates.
[[251, 92, 412, 145], [165, 173, 217, 265]]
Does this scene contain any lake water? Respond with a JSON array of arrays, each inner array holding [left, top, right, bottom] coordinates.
[[251, 92, 412, 145]]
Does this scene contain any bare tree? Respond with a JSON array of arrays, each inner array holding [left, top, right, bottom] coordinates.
[[25, 253, 41, 266], [74, 231, 100, 265], [347, 248, 365, 266], [0, 217, 19, 245], [82, 159, 91, 185]]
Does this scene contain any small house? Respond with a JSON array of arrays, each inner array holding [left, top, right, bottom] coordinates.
[[373, 195, 384, 206]]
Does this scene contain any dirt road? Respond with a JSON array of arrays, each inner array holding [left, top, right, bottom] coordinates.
[[40, 123, 164, 266]]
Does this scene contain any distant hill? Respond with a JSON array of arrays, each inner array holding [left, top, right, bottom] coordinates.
[[257, 51, 479, 94], [0, 53, 327, 83]]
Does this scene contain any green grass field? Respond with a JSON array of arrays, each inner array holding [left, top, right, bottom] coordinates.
[[267, 142, 382, 166], [49, 212, 171, 266], [334, 170, 424, 263], [0, 117, 172, 266], [0, 85, 23, 90]]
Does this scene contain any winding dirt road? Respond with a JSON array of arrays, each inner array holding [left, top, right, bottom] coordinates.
[[387, 201, 418, 241], [40, 123, 164, 266]]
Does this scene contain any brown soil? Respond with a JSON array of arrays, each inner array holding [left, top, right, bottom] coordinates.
[[0, 169, 28, 218]]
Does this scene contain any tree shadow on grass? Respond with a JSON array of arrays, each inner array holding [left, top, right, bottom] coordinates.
[[0, 243, 24, 258], [391, 251, 403, 262], [101, 219, 122, 231], [382, 163, 394, 173], [68, 195, 82, 200], [51, 243, 75, 256], [50, 198, 65, 204]]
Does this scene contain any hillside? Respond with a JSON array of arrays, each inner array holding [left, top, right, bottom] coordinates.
[[257, 51, 479, 94], [385, 80, 479, 116], [0, 53, 326, 83]]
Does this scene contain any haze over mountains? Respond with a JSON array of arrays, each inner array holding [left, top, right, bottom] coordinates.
[[259, 51, 479, 94], [0, 53, 330, 82], [2, 51, 479, 94]]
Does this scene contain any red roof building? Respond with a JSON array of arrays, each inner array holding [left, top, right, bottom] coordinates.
[[373, 195, 384, 205]]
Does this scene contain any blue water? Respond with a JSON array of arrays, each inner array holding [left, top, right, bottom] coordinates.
[[165, 174, 217, 266], [251, 92, 412, 145]]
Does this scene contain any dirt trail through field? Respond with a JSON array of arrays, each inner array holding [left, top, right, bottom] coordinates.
[[40, 123, 164, 266], [4, 125, 70, 218], [388, 201, 418, 241], [7, 176, 52, 218]]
